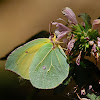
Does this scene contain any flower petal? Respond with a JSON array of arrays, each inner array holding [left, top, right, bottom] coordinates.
[[62, 7, 78, 25], [92, 19, 100, 29], [89, 41, 94, 46], [76, 51, 82, 66], [67, 39, 75, 52], [56, 31, 69, 41], [97, 37, 100, 48], [57, 18, 67, 23], [52, 22, 71, 36], [81, 89, 86, 95], [89, 85, 92, 90], [92, 44, 97, 53]]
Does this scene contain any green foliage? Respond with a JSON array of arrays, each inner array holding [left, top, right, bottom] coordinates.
[[87, 29, 99, 40], [63, 76, 72, 85], [78, 13, 92, 31], [72, 21, 100, 59], [87, 93, 100, 100]]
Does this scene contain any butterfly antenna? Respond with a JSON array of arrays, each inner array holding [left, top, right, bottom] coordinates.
[[49, 21, 54, 40]]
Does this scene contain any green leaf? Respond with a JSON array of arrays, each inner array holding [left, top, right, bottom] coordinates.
[[78, 13, 91, 23], [5, 38, 50, 80], [72, 24, 82, 33], [87, 29, 99, 40], [63, 76, 72, 85], [87, 93, 96, 100], [78, 13, 91, 31], [87, 93, 98, 100], [29, 43, 69, 89], [96, 96, 100, 100]]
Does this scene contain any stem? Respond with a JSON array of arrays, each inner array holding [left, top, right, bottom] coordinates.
[[49, 21, 54, 41], [76, 93, 81, 100]]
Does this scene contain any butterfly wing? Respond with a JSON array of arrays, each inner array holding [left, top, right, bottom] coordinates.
[[6, 38, 50, 79], [29, 43, 69, 89]]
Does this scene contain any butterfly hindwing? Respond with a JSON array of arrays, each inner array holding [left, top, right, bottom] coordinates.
[[29, 43, 69, 89]]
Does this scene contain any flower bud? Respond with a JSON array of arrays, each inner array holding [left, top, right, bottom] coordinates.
[[81, 88, 86, 95], [85, 37, 89, 40], [89, 41, 94, 46], [89, 85, 92, 90], [62, 7, 78, 25], [97, 37, 100, 48], [92, 19, 100, 29], [52, 22, 71, 36]]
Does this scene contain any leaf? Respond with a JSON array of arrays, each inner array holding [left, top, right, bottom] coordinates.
[[5, 38, 50, 80], [96, 96, 100, 100], [63, 76, 72, 85], [29, 43, 69, 89], [78, 13, 91, 23], [78, 13, 91, 31], [87, 93, 97, 100]]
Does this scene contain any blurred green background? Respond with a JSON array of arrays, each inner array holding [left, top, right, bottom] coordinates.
[[0, 0, 100, 99]]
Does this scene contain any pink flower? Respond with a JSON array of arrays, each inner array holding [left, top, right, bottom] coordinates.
[[91, 44, 97, 58], [81, 88, 86, 95], [52, 22, 71, 40], [92, 19, 100, 29], [92, 44, 97, 53], [97, 37, 100, 48], [56, 32, 68, 41], [85, 37, 89, 41], [52, 22, 71, 35], [62, 7, 78, 25], [62, 38, 70, 48], [89, 85, 92, 90], [67, 39, 75, 52], [89, 41, 94, 46], [76, 51, 82, 66]]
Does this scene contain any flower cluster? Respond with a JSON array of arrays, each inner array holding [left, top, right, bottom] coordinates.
[[52, 7, 100, 65]]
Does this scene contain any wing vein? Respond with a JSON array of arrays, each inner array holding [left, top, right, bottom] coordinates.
[[32, 47, 52, 72]]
